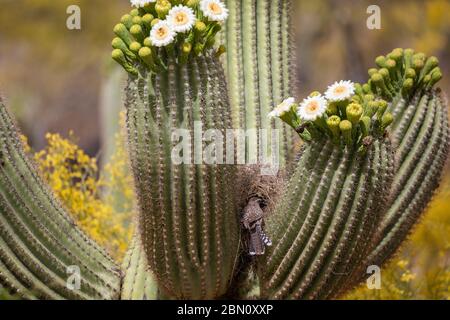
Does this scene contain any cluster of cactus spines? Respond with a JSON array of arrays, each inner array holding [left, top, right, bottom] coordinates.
[[0, 98, 121, 300], [115, 1, 240, 299], [222, 0, 297, 166], [121, 235, 158, 300]]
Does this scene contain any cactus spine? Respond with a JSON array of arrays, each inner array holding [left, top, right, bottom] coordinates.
[[223, 0, 297, 165], [0, 98, 121, 300]]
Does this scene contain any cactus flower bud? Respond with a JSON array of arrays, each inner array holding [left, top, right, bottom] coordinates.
[[381, 112, 394, 131], [129, 41, 142, 54], [114, 23, 134, 46], [112, 49, 137, 75], [155, 0, 171, 18], [327, 115, 341, 142], [346, 103, 363, 125], [121, 14, 133, 29], [360, 116, 371, 137], [339, 120, 353, 146], [130, 24, 145, 42]]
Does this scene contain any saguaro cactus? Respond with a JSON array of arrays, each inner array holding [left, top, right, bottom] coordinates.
[[112, 0, 240, 299], [260, 79, 396, 299], [0, 0, 449, 301], [0, 98, 121, 299]]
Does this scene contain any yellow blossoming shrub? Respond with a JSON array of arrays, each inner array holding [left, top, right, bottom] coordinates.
[[23, 131, 134, 261]]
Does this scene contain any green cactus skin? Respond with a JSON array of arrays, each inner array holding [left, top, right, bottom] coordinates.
[[120, 234, 158, 300], [333, 89, 449, 296], [0, 98, 121, 300], [124, 55, 240, 299], [260, 138, 394, 299], [223, 0, 297, 166]]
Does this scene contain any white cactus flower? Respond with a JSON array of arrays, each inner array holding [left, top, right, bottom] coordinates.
[[200, 0, 229, 22], [268, 97, 296, 119], [297, 95, 328, 121], [167, 5, 196, 33], [325, 80, 355, 102], [150, 20, 176, 47]]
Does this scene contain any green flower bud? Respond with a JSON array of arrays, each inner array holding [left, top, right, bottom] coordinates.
[[129, 41, 142, 54], [151, 18, 161, 27], [360, 116, 371, 137], [362, 83, 371, 94], [114, 23, 134, 46], [422, 56, 439, 78], [402, 78, 414, 96], [139, 47, 154, 69], [130, 24, 145, 42], [186, 0, 200, 7], [378, 68, 391, 81], [381, 112, 394, 131], [339, 120, 353, 146], [326, 103, 338, 116], [142, 14, 154, 26], [121, 14, 133, 29], [412, 58, 424, 72], [405, 68, 416, 79], [327, 115, 341, 142], [112, 49, 137, 75], [389, 48, 403, 62], [367, 101, 378, 118], [368, 68, 378, 77], [130, 9, 140, 17], [377, 100, 388, 120], [112, 37, 136, 59], [354, 83, 364, 96], [309, 91, 321, 97], [346, 103, 363, 125], [195, 21, 207, 33], [375, 55, 386, 68], [143, 37, 152, 47], [155, 0, 171, 18], [385, 59, 397, 70], [430, 68, 443, 86], [132, 16, 143, 26]]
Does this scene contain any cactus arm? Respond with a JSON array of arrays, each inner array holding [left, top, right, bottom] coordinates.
[[0, 99, 121, 300], [337, 50, 450, 295], [120, 235, 158, 300]]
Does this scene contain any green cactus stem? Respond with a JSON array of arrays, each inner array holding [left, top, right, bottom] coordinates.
[[260, 137, 394, 299], [332, 50, 450, 296], [0, 98, 121, 300], [120, 234, 158, 300], [223, 0, 298, 166], [113, 2, 240, 299]]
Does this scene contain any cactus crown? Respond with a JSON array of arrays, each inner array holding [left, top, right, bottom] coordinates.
[[112, 0, 228, 74], [365, 48, 442, 100]]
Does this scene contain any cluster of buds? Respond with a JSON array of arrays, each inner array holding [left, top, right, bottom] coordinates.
[[112, 0, 228, 74], [269, 80, 393, 151], [366, 48, 442, 100]]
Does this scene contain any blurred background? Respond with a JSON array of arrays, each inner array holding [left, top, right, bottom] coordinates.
[[0, 0, 448, 299]]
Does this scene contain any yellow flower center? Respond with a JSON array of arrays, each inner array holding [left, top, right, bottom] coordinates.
[[333, 86, 346, 95], [174, 12, 188, 25], [306, 101, 319, 113], [156, 26, 168, 39], [209, 3, 222, 14]]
